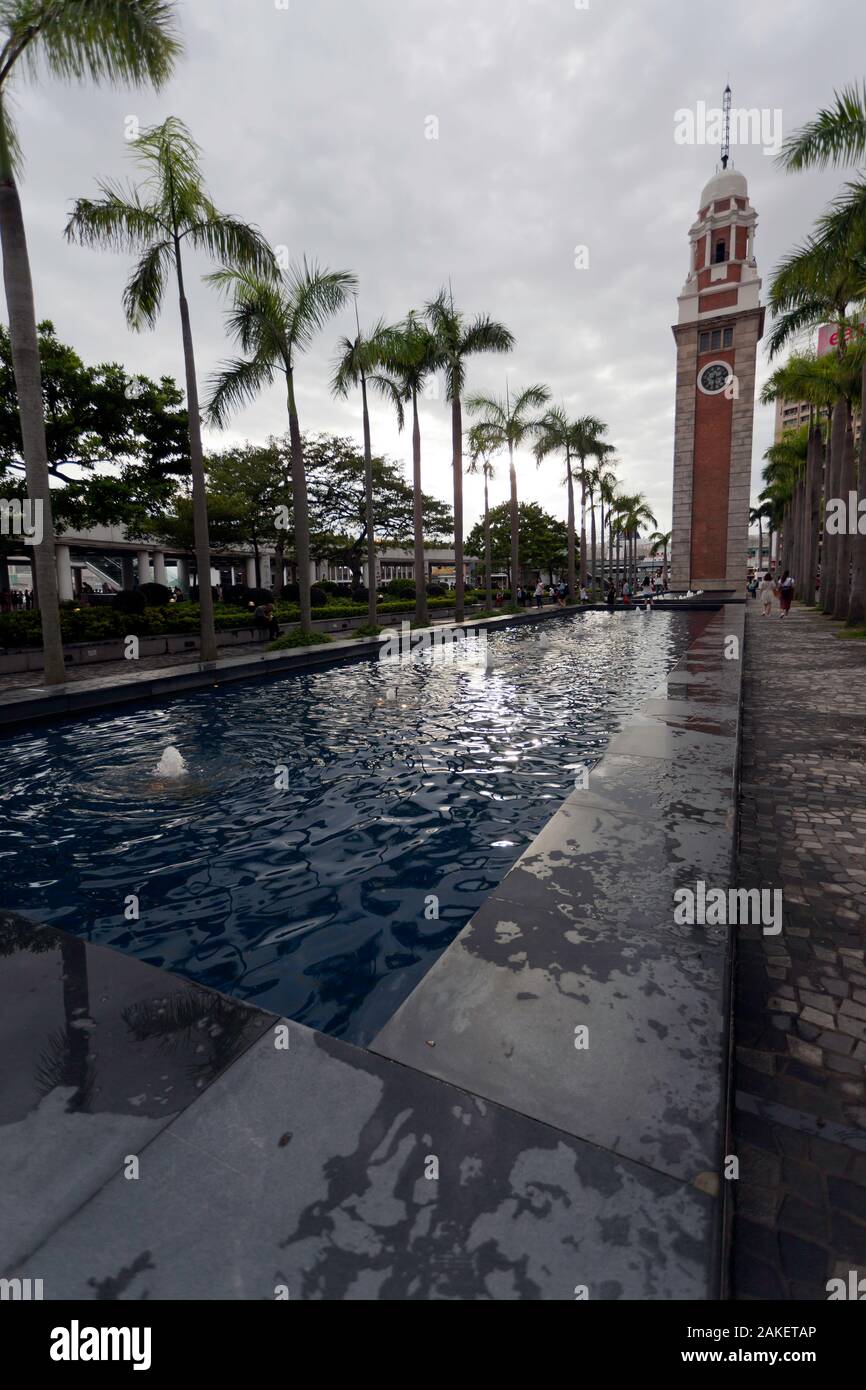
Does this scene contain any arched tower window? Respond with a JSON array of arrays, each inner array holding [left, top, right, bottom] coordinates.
[[713, 239, 727, 264]]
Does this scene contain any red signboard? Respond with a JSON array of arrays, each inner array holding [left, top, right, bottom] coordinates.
[[817, 320, 866, 356]]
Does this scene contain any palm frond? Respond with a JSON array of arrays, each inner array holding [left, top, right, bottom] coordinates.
[[123, 238, 173, 329], [205, 354, 275, 428], [778, 83, 866, 172], [11, 0, 180, 91], [185, 214, 276, 277], [460, 314, 514, 357], [64, 180, 166, 251], [285, 258, 357, 352], [367, 371, 406, 429]]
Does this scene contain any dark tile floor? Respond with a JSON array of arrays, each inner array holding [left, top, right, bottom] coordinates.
[[0, 914, 272, 1272], [732, 603, 866, 1299]]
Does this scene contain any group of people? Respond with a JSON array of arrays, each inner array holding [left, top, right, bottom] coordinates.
[[510, 572, 666, 610], [603, 576, 657, 608], [749, 570, 794, 616], [0, 587, 34, 613]]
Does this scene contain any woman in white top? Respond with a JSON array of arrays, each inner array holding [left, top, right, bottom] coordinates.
[[759, 572, 775, 615]]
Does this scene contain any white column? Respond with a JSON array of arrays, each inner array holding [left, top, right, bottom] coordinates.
[[308, 560, 317, 584], [245, 555, 257, 586], [153, 550, 167, 585], [55, 544, 74, 602], [176, 557, 190, 596], [137, 549, 150, 584]]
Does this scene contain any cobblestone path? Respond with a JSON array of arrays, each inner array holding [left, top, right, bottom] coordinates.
[[732, 600, 866, 1299]]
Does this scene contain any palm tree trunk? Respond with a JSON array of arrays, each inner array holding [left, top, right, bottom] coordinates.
[[452, 392, 464, 624], [848, 361, 866, 627], [286, 369, 312, 635], [174, 241, 217, 662], [411, 387, 428, 628], [833, 414, 855, 619], [579, 468, 587, 585], [756, 521, 763, 575], [483, 472, 492, 612], [0, 164, 66, 683], [823, 396, 847, 614], [590, 492, 597, 594], [599, 498, 605, 599], [360, 372, 377, 627], [508, 440, 519, 601], [565, 450, 576, 600], [804, 425, 822, 606]]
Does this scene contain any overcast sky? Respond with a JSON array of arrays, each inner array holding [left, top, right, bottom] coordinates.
[[10, 0, 865, 535]]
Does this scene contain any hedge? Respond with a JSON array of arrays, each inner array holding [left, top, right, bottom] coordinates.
[[0, 593, 478, 650]]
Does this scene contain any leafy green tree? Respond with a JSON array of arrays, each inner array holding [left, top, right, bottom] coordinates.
[[0, 0, 180, 683], [204, 442, 293, 590], [425, 290, 513, 622], [206, 260, 357, 634], [466, 501, 567, 584], [0, 320, 188, 532], [466, 382, 550, 590], [66, 116, 274, 661], [302, 434, 452, 590]]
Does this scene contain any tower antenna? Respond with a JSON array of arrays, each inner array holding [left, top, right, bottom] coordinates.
[[721, 84, 732, 169]]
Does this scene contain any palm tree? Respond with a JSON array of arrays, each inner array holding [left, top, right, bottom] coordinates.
[[66, 116, 274, 662], [466, 425, 496, 612], [425, 290, 513, 622], [761, 427, 809, 585], [760, 353, 840, 606], [332, 310, 396, 627], [765, 233, 862, 619], [616, 494, 657, 587], [205, 259, 357, 635], [649, 529, 672, 587], [569, 416, 613, 593], [534, 407, 578, 600], [609, 498, 630, 591], [466, 382, 550, 595], [0, 1, 179, 684], [371, 312, 440, 627], [748, 508, 765, 576], [595, 464, 618, 598], [602, 478, 623, 590], [778, 85, 866, 625]]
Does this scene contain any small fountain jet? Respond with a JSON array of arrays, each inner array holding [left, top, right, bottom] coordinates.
[[154, 746, 188, 779]]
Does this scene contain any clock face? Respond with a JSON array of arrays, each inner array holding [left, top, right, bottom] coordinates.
[[698, 362, 732, 394]]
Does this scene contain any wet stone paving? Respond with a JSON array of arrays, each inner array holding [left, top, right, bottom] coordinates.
[[733, 600, 866, 1299]]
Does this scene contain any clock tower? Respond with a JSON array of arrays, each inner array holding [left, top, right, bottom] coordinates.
[[669, 158, 764, 593]]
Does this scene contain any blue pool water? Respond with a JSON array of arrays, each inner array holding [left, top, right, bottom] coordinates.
[[0, 610, 707, 1042]]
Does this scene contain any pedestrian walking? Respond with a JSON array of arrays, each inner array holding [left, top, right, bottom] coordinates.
[[778, 570, 794, 617], [759, 572, 774, 616]]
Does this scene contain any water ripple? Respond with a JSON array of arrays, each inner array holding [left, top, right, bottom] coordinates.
[[0, 611, 705, 1041]]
